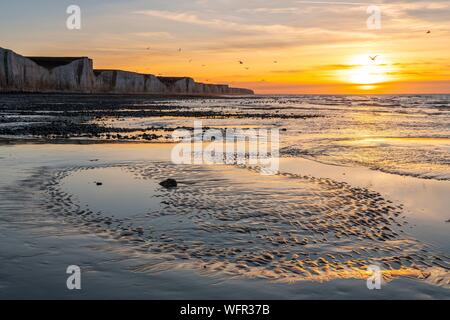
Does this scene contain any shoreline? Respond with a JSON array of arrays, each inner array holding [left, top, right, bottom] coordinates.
[[0, 91, 255, 98]]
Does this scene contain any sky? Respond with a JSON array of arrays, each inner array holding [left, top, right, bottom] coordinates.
[[0, 0, 449, 94]]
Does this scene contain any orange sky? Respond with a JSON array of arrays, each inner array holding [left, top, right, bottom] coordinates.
[[1, 0, 449, 94]]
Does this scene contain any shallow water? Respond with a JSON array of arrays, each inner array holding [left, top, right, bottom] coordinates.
[[60, 167, 162, 218], [0, 143, 448, 299], [2, 94, 449, 180], [93, 95, 450, 180]]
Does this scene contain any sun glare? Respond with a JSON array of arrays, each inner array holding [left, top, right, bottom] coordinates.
[[348, 65, 386, 85], [342, 54, 392, 87]]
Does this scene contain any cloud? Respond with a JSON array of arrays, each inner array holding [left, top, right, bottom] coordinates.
[[134, 9, 369, 37], [134, 9, 306, 34], [237, 7, 301, 14], [132, 32, 174, 39]]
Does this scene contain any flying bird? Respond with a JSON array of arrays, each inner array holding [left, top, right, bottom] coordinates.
[[369, 55, 378, 61], [427, 30, 431, 34], [239, 61, 244, 65], [273, 61, 278, 63]]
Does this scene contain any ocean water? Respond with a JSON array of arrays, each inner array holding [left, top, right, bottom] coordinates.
[[98, 94, 450, 180]]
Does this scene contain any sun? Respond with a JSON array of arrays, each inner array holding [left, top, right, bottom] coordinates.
[[342, 54, 392, 87], [348, 65, 386, 85]]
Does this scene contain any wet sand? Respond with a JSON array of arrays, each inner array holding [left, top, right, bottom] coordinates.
[[279, 157, 450, 251], [0, 143, 448, 299]]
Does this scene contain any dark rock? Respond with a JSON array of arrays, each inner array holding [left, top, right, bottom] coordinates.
[[159, 178, 177, 188], [120, 230, 134, 237]]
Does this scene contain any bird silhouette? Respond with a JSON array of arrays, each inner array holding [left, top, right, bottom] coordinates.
[[178, 48, 182, 52], [239, 61, 244, 64], [369, 55, 378, 61], [273, 61, 278, 63], [427, 30, 431, 34]]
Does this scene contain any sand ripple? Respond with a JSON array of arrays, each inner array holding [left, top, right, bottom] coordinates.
[[13, 161, 450, 286]]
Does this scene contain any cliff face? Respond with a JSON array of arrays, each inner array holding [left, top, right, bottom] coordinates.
[[158, 77, 191, 94], [0, 49, 96, 92], [0, 48, 254, 95], [94, 70, 167, 93]]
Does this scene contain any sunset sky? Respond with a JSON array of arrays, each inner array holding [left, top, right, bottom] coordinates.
[[0, 0, 449, 94]]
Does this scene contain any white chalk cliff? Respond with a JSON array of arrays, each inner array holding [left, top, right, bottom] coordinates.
[[0, 48, 254, 95]]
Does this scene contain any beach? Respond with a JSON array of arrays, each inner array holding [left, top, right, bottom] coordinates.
[[0, 94, 449, 299]]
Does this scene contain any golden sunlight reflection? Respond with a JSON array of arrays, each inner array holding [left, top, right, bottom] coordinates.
[[358, 85, 378, 90], [342, 54, 394, 86]]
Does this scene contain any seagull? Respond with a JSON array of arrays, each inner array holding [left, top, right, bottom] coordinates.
[[369, 55, 378, 61]]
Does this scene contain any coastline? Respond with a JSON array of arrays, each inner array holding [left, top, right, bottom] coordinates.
[[0, 48, 254, 96]]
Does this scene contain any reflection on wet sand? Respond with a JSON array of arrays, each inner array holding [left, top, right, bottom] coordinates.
[[8, 156, 448, 287]]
